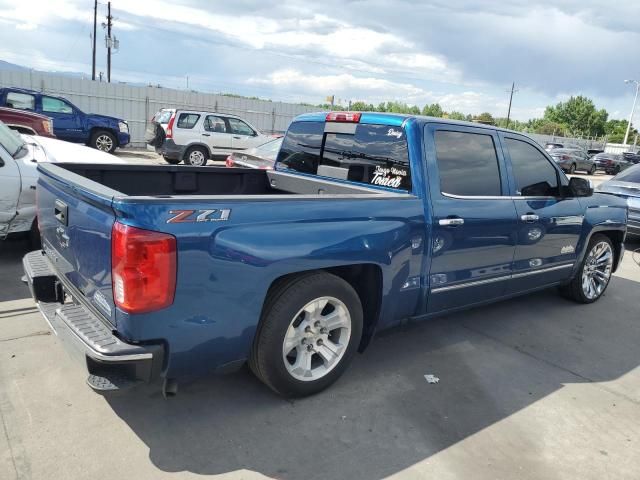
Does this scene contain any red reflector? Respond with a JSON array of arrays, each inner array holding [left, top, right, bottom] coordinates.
[[225, 155, 235, 168], [326, 111, 361, 123], [166, 112, 176, 139], [111, 222, 177, 314]]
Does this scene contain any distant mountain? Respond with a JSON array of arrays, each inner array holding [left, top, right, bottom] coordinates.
[[0, 60, 29, 71]]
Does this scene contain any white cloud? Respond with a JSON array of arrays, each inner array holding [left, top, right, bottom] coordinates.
[[15, 23, 38, 31]]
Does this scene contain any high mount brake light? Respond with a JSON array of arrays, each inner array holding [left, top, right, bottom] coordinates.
[[325, 112, 361, 123], [166, 112, 176, 139], [112, 222, 177, 314]]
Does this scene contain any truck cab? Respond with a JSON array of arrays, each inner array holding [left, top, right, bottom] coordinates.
[[0, 87, 129, 153]]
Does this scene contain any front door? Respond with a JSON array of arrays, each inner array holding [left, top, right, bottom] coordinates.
[[40, 96, 83, 142], [425, 124, 518, 313], [0, 151, 20, 236], [499, 134, 583, 292], [227, 117, 261, 151]]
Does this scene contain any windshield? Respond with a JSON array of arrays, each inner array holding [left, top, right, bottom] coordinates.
[[0, 120, 26, 158], [613, 164, 640, 183]]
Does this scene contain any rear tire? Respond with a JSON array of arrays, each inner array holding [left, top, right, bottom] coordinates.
[[184, 146, 208, 166], [588, 165, 596, 175], [249, 272, 363, 397], [559, 234, 614, 304], [90, 130, 117, 154]]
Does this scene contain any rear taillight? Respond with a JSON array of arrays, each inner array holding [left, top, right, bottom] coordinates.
[[42, 120, 53, 135], [225, 155, 235, 168], [326, 111, 361, 123], [111, 222, 177, 314], [165, 112, 176, 139]]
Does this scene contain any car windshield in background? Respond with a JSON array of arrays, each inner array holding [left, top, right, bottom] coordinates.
[[0, 120, 26, 158], [277, 121, 411, 190], [613, 165, 640, 183]]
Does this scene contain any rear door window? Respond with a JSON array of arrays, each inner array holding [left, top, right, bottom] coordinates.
[[277, 121, 411, 190], [434, 130, 502, 196], [7, 92, 35, 110], [176, 113, 200, 129]]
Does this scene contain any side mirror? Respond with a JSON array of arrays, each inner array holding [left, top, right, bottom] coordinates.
[[568, 177, 593, 197], [0, 158, 4, 167]]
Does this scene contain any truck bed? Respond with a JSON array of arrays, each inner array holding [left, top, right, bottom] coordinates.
[[50, 163, 398, 198]]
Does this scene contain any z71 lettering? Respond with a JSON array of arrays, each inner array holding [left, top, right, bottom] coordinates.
[[167, 209, 231, 223]]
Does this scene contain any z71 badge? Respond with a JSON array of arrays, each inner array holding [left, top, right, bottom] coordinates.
[[167, 209, 231, 223]]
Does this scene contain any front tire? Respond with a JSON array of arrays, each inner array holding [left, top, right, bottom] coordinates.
[[250, 272, 363, 397], [184, 146, 208, 166], [569, 163, 576, 174], [588, 165, 596, 175], [560, 234, 614, 303], [90, 130, 117, 153]]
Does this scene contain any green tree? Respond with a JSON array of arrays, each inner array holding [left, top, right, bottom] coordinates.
[[421, 103, 444, 117], [350, 101, 375, 112], [543, 96, 607, 137], [446, 111, 467, 121], [474, 112, 495, 125], [604, 119, 637, 143]]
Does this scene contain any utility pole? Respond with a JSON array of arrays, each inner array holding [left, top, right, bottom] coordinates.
[[505, 82, 518, 129], [623, 79, 640, 145], [91, 0, 97, 80], [106, 1, 112, 83]]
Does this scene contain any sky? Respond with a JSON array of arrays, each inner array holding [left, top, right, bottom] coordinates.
[[0, 0, 638, 122]]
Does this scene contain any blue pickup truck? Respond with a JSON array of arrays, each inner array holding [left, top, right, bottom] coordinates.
[[0, 87, 129, 153], [22, 112, 627, 397]]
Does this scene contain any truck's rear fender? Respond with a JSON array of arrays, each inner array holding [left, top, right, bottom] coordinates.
[[112, 196, 426, 378], [573, 196, 628, 275]]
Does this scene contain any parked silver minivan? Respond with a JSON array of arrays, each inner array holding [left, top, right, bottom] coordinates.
[[146, 109, 270, 166]]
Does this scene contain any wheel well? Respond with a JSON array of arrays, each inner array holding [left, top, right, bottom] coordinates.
[[89, 127, 118, 146], [594, 230, 625, 271], [183, 143, 211, 158], [263, 264, 383, 353]]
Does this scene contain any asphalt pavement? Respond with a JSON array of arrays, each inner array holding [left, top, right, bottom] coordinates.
[[1, 231, 639, 479]]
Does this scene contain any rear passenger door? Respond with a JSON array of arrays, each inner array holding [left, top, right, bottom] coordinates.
[[202, 114, 232, 155], [499, 134, 582, 292], [425, 124, 518, 314]]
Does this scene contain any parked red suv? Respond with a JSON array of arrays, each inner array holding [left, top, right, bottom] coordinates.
[[0, 106, 54, 137]]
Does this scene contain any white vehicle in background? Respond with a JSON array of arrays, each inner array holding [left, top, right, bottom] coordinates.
[[0, 121, 124, 245], [146, 108, 271, 166]]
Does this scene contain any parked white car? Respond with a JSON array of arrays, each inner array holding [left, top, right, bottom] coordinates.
[[0, 122, 124, 245], [146, 109, 271, 166]]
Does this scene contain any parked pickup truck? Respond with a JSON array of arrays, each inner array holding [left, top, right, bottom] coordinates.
[[0, 87, 129, 153], [23, 112, 628, 398]]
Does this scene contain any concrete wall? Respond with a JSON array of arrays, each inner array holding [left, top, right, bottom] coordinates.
[[0, 70, 320, 147]]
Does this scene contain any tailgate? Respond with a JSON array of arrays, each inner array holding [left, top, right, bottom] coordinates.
[[37, 164, 118, 325]]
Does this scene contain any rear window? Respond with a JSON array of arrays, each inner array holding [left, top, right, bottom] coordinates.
[[176, 113, 200, 129], [155, 110, 174, 124], [277, 121, 411, 190]]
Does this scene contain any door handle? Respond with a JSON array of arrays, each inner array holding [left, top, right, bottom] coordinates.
[[233, 136, 242, 139], [521, 214, 539, 223], [202, 133, 211, 137], [439, 218, 464, 227]]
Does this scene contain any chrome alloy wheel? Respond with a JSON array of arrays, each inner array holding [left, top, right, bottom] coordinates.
[[581, 241, 613, 300], [282, 296, 351, 382], [95, 134, 113, 152], [188, 150, 205, 166]]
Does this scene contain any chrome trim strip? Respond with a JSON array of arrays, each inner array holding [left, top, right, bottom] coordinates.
[[431, 263, 575, 293], [441, 192, 557, 200], [511, 263, 574, 279], [431, 274, 511, 293]]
